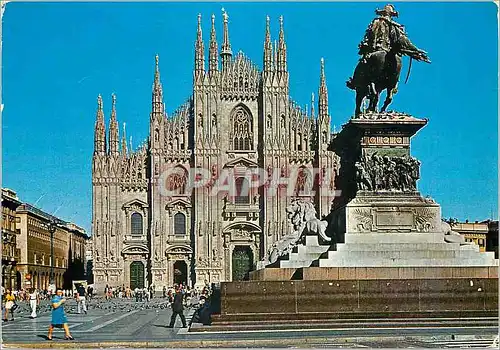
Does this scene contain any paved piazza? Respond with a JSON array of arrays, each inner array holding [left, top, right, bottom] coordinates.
[[1, 297, 498, 348], [1, 297, 194, 343]]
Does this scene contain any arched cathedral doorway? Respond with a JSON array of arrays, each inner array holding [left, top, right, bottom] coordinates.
[[232, 246, 253, 281], [173, 260, 187, 286], [130, 261, 145, 290]]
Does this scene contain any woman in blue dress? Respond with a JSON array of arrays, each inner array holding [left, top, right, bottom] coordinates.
[[47, 288, 74, 340]]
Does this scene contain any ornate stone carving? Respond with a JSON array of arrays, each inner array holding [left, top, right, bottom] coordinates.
[[262, 199, 330, 265], [356, 154, 420, 192], [232, 228, 252, 241], [441, 221, 472, 245], [352, 208, 373, 232], [413, 208, 435, 232]]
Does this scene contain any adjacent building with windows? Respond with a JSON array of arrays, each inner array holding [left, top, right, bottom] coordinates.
[[15, 203, 89, 291], [451, 220, 489, 252], [92, 14, 339, 290], [1, 188, 22, 290]]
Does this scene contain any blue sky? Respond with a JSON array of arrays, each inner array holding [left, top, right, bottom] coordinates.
[[2, 2, 498, 233]]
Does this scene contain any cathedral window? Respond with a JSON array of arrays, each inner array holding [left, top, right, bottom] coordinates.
[[234, 177, 250, 204], [166, 167, 187, 195], [174, 213, 186, 236], [232, 106, 253, 150], [267, 115, 272, 128], [280, 114, 286, 128], [131, 213, 143, 236]]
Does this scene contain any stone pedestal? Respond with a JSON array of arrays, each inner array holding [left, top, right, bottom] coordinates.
[[321, 113, 498, 269]]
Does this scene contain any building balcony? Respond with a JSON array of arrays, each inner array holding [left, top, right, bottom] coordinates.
[[223, 202, 260, 220]]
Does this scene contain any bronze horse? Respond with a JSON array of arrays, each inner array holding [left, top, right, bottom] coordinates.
[[347, 25, 431, 116]]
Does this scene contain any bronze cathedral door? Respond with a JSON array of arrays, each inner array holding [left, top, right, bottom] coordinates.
[[232, 246, 253, 281], [130, 261, 145, 289]]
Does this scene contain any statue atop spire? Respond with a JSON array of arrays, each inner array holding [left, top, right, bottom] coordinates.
[[209, 14, 218, 73], [195, 13, 205, 74], [277, 15, 287, 72], [318, 58, 328, 118], [220, 8, 232, 70], [153, 54, 163, 98], [263, 15, 273, 73], [121, 122, 128, 156], [151, 55, 164, 121], [94, 94, 106, 154], [109, 93, 119, 155]]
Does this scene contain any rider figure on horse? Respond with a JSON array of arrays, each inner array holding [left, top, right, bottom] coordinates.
[[347, 4, 429, 90]]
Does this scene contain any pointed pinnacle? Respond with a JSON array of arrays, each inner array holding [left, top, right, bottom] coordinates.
[[279, 15, 284, 41], [153, 54, 162, 93], [111, 93, 116, 113], [197, 14, 202, 38], [266, 15, 270, 36], [320, 57, 326, 85], [97, 94, 104, 120]]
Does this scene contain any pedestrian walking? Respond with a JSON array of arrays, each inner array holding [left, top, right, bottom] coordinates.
[[2, 288, 16, 321], [29, 288, 40, 318], [87, 285, 93, 301], [47, 288, 74, 341], [75, 284, 87, 314], [168, 285, 187, 328]]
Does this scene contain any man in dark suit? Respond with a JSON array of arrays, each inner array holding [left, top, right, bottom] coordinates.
[[168, 285, 187, 328]]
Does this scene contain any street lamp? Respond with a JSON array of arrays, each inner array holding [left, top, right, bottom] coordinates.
[[47, 220, 57, 289]]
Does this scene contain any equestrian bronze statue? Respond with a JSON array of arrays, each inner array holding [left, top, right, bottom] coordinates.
[[346, 4, 431, 116]]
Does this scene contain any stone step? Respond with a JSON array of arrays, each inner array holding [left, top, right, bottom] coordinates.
[[335, 242, 463, 251], [319, 256, 498, 268], [294, 245, 330, 254], [280, 260, 315, 268], [344, 233, 445, 244], [323, 249, 487, 260]]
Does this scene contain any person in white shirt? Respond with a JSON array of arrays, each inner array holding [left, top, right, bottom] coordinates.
[[29, 288, 40, 318]]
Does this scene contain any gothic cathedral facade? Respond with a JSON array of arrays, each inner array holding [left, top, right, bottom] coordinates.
[[92, 14, 338, 290]]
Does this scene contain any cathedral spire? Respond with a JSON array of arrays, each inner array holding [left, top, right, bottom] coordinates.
[[109, 93, 119, 155], [195, 13, 205, 74], [318, 58, 328, 118], [153, 54, 162, 98], [94, 94, 106, 155], [263, 15, 273, 73], [152, 55, 164, 120], [277, 15, 287, 72], [220, 8, 232, 70], [273, 39, 277, 71], [311, 92, 315, 118], [121, 122, 128, 156], [209, 14, 219, 73]]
